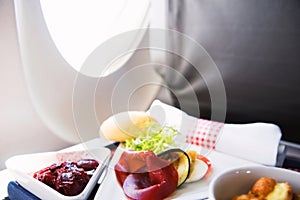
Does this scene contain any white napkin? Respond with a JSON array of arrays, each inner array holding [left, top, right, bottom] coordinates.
[[147, 100, 282, 166], [217, 123, 282, 166]]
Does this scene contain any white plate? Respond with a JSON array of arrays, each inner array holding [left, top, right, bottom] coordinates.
[[5, 147, 110, 200], [94, 144, 260, 200]]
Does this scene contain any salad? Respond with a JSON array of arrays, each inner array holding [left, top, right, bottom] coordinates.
[[124, 122, 180, 154]]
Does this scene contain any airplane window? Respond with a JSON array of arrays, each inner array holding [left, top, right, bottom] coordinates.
[[40, 0, 150, 76]]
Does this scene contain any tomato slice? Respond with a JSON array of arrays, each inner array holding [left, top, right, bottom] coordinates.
[[196, 154, 212, 169]]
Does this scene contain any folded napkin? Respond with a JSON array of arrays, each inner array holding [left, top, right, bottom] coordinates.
[[147, 100, 282, 166]]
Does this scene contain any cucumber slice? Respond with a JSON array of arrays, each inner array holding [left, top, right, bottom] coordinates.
[[158, 148, 190, 187]]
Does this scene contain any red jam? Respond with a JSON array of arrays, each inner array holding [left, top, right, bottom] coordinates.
[[33, 159, 99, 196]]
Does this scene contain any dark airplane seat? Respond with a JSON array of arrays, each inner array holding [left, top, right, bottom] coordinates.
[[156, 0, 300, 167]]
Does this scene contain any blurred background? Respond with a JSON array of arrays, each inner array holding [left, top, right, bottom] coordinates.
[[0, 0, 299, 170]]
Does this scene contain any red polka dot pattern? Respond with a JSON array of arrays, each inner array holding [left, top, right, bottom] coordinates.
[[185, 119, 224, 150]]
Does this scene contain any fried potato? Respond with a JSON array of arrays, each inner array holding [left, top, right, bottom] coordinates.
[[232, 177, 295, 200]]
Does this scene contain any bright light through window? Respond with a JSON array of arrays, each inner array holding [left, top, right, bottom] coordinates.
[[40, 0, 150, 73]]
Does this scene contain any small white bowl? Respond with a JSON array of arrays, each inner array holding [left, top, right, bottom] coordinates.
[[209, 165, 300, 200], [5, 147, 110, 200]]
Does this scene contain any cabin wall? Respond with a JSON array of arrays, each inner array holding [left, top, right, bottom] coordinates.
[[0, 0, 71, 170]]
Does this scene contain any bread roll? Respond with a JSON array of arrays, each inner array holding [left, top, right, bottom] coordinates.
[[99, 111, 156, 142]]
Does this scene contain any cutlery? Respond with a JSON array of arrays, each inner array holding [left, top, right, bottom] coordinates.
[[87, 142, 119, 199]]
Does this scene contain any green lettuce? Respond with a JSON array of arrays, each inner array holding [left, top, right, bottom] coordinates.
[[124, 122, 179, 154]]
